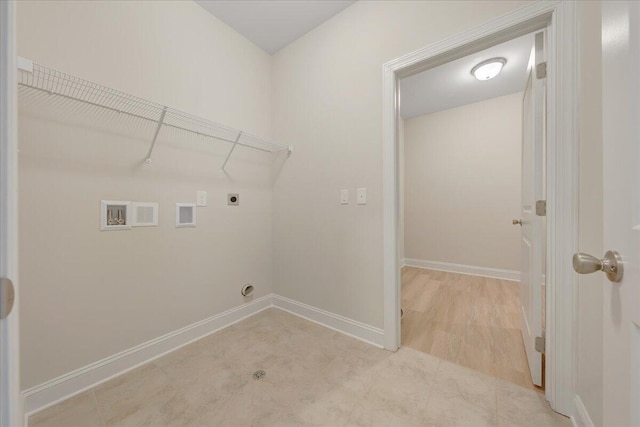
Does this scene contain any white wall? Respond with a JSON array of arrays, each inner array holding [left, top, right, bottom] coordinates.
[[402, 93, 522, 272], [17, 0, 273, 389], [271, 0, 532, 328], [576, 1, 603, 425]]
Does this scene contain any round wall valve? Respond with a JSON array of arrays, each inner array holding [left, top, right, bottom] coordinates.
[[241, 284, 254, 297]]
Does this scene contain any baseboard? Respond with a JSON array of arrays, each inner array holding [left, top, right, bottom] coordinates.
[[23, 294, 273, 417], [272, 295, 385, 348], [571, 395, 595, 427], [402, 258, 520, 281], [23, 293, 385, 418]]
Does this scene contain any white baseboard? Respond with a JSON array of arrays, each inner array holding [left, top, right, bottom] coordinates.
[[402, 258, 520, 281], [272, 295, 385, 348], [571, 395, 595, 427], [23, 294, 273, 417], [23, 294, 384, 418]]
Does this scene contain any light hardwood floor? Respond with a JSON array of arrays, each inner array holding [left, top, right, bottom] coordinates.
[[401, 266, 541, 391]]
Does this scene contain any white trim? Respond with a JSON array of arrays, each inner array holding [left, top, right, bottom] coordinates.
[[23, 295, 273, 416], [23, 294, 385, 418], [402, 258, 520, 281], [382, 26, 400, 354], [0, 1, 23, 426], [544, 1, 579, 416], [382, 0, 577, 417], [571, 396, 595, 427], [272, 295, 385, 348]]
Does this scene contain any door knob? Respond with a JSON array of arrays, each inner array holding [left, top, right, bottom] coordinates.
[[572, 250, 623, 283], [512, 219, 522, 225], [0, 278, 15, 319]]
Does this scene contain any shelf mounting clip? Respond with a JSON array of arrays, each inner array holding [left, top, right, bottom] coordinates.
[[145, 106, 168, 164]]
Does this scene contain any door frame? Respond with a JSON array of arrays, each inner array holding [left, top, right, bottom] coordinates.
[[382, 1, 578, 416], [0, 0, 22, 426]]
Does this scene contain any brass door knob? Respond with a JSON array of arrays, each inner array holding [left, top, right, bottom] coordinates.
[[512, 219, 522, 226]]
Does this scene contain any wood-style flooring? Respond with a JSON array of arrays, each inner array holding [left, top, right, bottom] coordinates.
[[401, 266, 540, 391]]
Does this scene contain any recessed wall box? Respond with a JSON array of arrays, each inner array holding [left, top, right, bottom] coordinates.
[[100, 200, 131, 231], [241, 284, 254, 297], [176, 203, 196, 227], [131, 202, 159, 227]]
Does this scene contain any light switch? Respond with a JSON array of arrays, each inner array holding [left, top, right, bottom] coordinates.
[[357, 188, 367, 205], [341, 189, 349, 205], [196, 190, 207, 207]]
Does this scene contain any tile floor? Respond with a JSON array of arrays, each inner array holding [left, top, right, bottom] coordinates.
[[29, 308, 569, 427], [401, 267, 538, 390]]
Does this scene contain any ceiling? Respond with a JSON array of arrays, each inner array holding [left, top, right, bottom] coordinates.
[[196, 1, 356, 55], [400, 33, 535, 119]]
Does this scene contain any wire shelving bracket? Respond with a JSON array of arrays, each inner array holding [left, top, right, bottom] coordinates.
[[145, 106, 167, 164], [17, 57, 292, 168], [221, 131, 243, 172]]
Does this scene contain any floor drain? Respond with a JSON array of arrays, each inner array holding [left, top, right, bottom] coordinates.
[[252, 370, 266, 380]]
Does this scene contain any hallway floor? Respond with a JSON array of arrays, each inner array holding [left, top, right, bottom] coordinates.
[[29, 309, 566, 427], [401, 267, 538, 390]]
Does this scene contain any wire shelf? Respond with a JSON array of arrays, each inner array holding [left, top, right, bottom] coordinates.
[[18, 61, 290, 168]]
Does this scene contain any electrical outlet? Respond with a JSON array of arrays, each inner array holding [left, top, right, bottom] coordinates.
[[228, 193, 239, 206], [341, 189, 349, 205], [357, 188, 367, 205], [196, 190, 207, 207]]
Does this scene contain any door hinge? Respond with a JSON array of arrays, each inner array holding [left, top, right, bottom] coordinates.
[[536, 62, 547, 79], [535, 335, 545, 354], [536, 200, 547, 216]]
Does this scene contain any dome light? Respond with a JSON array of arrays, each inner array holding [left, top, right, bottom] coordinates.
[[471, 57, 507, 81]]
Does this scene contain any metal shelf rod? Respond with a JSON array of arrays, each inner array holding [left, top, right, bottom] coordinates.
[[145, 106, 167, 164], [19, 83, 273, 152], [18, 83, 156, 124], [221, 131, 243, 171], [17, 59, 292, 160]]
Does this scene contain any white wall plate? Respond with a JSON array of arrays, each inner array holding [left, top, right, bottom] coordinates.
[[100, 201, 131, 231], [196, 191, 207, 207]]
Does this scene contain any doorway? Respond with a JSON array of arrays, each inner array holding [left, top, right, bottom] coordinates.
[[382, 1, 579, 416], [398, 32, 543, 391]]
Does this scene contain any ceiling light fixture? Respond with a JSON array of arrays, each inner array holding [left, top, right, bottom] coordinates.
[[471, 57, 507, 81]]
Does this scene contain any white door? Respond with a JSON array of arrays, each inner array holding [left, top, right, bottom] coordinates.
[[0, 1, 22, 426], [520, 31, 545, 387], [601, 2, 640, 425]]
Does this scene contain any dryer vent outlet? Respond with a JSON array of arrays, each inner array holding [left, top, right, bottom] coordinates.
[[241, 284, 254, 297]]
